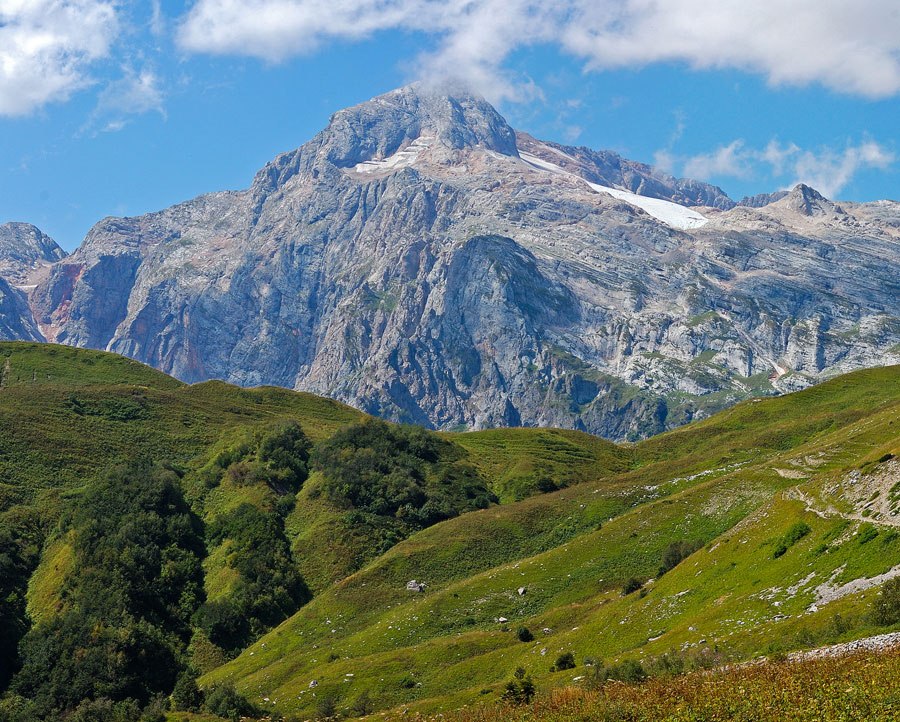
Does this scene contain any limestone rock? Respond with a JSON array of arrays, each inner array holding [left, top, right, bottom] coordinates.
[[4, 85, 899, 439]]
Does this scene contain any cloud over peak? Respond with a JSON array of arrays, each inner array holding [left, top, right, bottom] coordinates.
[[176, 0, 900, 101]]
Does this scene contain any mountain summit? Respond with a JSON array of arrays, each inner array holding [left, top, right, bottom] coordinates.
[[3, 86, 899, 438], [776, 183, 846, 217]]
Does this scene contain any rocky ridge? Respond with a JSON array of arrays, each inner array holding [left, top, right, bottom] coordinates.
[[2, 85, 899, 438], [0, 223, 66, 341]]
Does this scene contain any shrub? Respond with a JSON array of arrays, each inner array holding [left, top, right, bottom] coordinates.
[[517, 626, 534, 643], [500, 667, 535, 705], [658, 540, 703, 577], [773, 521, 811, 558], [553, 652, 576, 671], [350, 690, 374, 717], [171, 671, 203, 712], [606, 659, 647, 683], [315, 693, 339, 720], [622, 577, 643, 595], [873, 577, 900, 626], [857, 523, 879, 545]]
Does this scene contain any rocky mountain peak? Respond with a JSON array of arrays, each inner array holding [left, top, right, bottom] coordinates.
[[776, 184, 845, 217], [0, 222, 67, 286], [249, 83, 519, 203], [321, 83, 519, 167]]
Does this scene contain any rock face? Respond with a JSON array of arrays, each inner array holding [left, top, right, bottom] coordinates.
[[738, 190, 790, 208], [0, 223, 65, 341], [0, 223, 66, 285], [7, 85, 900, 438]]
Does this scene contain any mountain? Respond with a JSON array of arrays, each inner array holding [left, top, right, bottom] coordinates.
[[5, 85, 900, 439], [0, 343, 898, 720], [0, 224, 65, 342], [0, 223, 65, 286]]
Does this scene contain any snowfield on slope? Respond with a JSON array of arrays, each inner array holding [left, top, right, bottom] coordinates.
[[353, 135, 435, 174], [519, 150, 709, 231]]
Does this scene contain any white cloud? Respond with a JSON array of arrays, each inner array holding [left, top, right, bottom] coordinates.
[[652, 149, 676, 174], [149, 0, 165, 37], [0, 0, 119, 116], [683, 140, 752, 180], [759, 140, 801, 176], [791, 141, 895, 197], [176, 0, 900, 101], [672, 138, 895, 198], [564, 1, 900, 98], [88, 67, 166, 132]]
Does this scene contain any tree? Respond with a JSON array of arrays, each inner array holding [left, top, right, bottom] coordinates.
[[171, 671, 203, 712], [500, 667, 535, 705], [204, 681, 257, 722]]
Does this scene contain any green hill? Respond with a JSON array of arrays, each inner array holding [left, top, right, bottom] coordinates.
[[0, 342, 898, 721]]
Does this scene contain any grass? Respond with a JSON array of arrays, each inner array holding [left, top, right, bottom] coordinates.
[[407, 649, 900, 722], [0, 344, 364, 502], [2, 342, 900, 720], [200, 367, 900, 718], [450, 428, 632, 502]]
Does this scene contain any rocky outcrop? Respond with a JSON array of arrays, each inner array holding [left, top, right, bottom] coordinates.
[[0, 222, 66, 286], [8, 85, 900, 439], [0, 278, 43, 341], [738, 190, 789, 208], [515, 132, 735, 209], [0, 223, 66, 340]]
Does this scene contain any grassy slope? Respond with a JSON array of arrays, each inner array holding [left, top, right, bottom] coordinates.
[[3, 342, 900, 719], [0, 343, 363, 505], [449, 428, 633, 502], [0, 342, 367, 627], [0, 342, 634, 637], [204, 366, 900, 717], [402, 649, 900, 722]]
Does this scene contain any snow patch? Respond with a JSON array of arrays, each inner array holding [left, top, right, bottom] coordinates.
[[519, 151, 568, 175], [519, 149, 708, 231], [586, 182, 709, 230], [353, 135, 434, 174]]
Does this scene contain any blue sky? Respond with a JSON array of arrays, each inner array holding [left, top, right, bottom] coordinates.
[[1, 1, 899, 251]]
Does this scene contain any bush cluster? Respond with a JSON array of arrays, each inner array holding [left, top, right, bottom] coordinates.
[[312, 419, 496, 531], [658, 540, 703, 577], [11, 462, 205, 719], [198, 502, 310, 651], [500, 667, 536, 705]]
